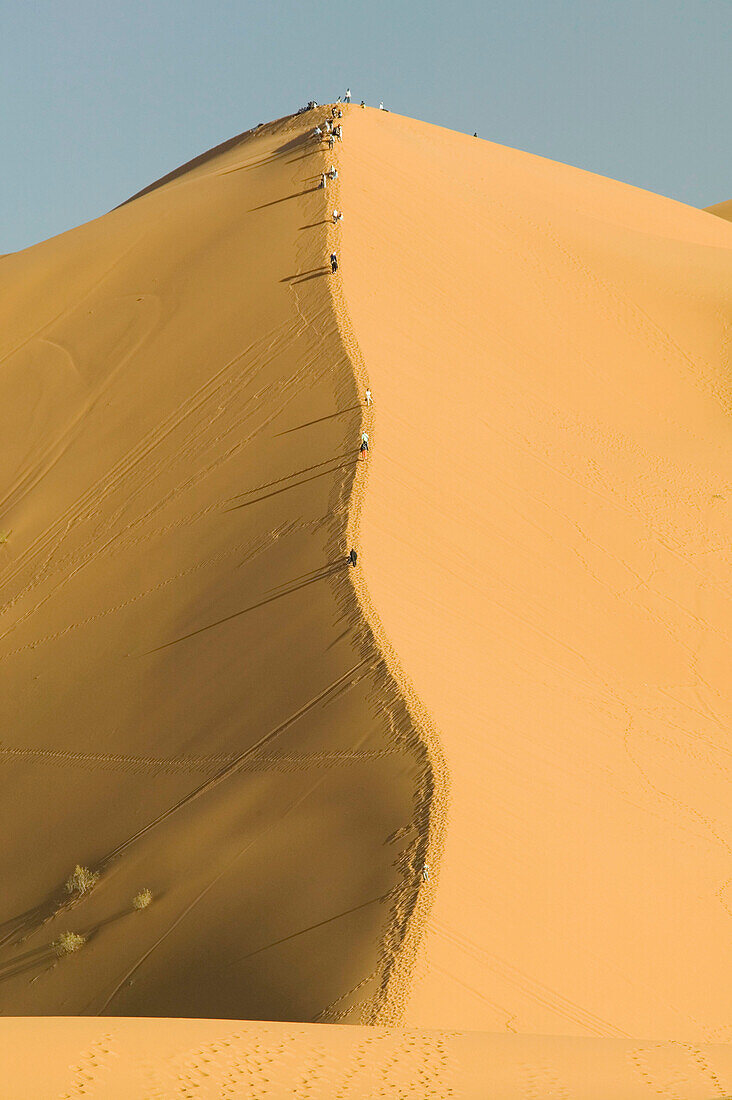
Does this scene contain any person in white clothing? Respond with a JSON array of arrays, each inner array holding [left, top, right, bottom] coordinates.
[[345, 88, 351, 102], [332, 210, 343, 223], [365, 389, 372, 406]]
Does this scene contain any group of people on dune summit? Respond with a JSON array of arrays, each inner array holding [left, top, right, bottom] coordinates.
[[305, 91, 431, 893]]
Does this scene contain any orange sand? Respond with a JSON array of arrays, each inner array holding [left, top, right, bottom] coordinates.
[[1, 105, 731, 1090]]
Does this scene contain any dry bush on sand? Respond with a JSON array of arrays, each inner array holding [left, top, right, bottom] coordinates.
[[65, 865, 99, 896], [132, 889, 153, 910], [54, 931, 86, 957]]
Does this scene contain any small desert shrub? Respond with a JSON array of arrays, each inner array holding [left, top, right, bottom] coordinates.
[[54, 931, 86, 957], [132, 889, 153, 911], [65, 864, 99, 896]]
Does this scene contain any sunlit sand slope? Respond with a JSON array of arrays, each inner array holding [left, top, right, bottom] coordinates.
[[0, 114, 430, 1020], [5, 1017, 732, 1098], [340, 108, 732, 1037]]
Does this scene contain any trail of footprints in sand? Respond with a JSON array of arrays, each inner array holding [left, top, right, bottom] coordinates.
[[56, 1029, 456, 1098]]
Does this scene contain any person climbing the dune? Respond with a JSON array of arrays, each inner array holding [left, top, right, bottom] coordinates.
[[332, 210, 343, 223], [365, 388, 372, 406], [348, 548, 357, 566], [359, 431, 369, 460], [320, 172, 327, 189], [328, 135, 335, 149], [345, 88, 351, 103], [313, 126, 322, 139], [330, 252, 338, 274], [328, 166, 338, 180], [422, 863, 430, 882]]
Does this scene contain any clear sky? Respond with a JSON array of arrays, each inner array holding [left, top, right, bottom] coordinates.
[[1, 0, 729, 252]]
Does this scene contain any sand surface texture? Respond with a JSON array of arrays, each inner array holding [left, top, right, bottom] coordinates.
[[3, 1017, 732, 1099], [2, 106, 732, 1092]]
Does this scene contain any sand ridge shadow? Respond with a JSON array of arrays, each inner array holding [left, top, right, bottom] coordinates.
[[145, 560, 352, 653], [224, 457, 356, 510], [281, 266, 330, 283], [227, 451, 357, 501], [275, 405, 361, 436], [252, 187, 317, 211]]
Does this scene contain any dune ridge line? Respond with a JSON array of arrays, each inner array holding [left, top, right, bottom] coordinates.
[[313, 106, 452, 1026]]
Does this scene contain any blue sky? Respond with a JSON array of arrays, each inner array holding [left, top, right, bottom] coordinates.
[[1, 0, 729, 252]]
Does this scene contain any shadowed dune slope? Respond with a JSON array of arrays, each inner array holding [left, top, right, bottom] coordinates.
[[0, 113, 431, 1021], [707, 199, 732, 221], [339, 108, 732, 1037]]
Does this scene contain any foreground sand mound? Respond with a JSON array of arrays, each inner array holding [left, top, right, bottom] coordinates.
[[5, 1016, 732, 1098]]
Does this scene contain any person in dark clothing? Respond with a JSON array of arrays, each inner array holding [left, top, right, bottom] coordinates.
[[330, 253, 338, 274], [348, 549, 358, 566]]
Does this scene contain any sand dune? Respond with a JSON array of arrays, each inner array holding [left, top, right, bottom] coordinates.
[[1, 104, 732, 1090]]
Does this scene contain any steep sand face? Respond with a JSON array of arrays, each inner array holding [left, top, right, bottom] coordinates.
[[340, 108, 732, 1036], [0, 114, 429, 1020]]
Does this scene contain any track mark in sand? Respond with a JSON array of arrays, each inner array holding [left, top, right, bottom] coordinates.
[[0, 742, 234, 776], [520, 1060, 569, 1100], [629, 1041, 732, 1098], [0, 519, 302, 662], [58, 1029, 115, 1100], [102, 657, 375, 864], [235, 890, 394, 963], [0, 743, 397, 777], [431, 919, 630, 1038], [58, 1033, 116, 1100], [95, 724, 371, 1014], [224, 457, 356, 512], [0, 316, 299, 616]]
